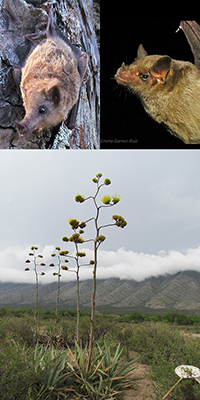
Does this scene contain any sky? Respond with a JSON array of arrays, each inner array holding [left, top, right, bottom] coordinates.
[[1, 149, 200, 284]]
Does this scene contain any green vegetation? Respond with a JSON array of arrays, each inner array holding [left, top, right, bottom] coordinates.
[[0, 310, 139, 399], [3, 308, 200, 326], [1, 309, 200, 398]]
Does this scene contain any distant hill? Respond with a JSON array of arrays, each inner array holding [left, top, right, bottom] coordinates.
[[1, 271, 200, 314]]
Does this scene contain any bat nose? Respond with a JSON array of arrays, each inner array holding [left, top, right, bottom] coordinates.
[[115, 64, 132, 84], [15, 121, 28, 135]]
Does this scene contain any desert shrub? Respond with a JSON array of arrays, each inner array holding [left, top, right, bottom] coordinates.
[[115, 327, 134, 360], [60, 313, 112, 348], [60, 320, 76, 345], [162, 312, 194, 325], [0, 316, 35, 346], [0, 340, 73, 400], [120, 312, 145, 323], [129, 322, 200, 399], [0, 341, 38, 400], [89, 313, 113, 343], [0, 307, 8, 317], [41, 309, 55, 320]]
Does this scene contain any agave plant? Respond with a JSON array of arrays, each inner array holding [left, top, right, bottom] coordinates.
[[66, 341, 140, 399], [33, 342, 72, 398], [11, 341, 73, 399]]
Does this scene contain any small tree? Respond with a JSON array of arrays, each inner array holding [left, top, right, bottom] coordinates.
[[25, 246, 45, 329], [61, 173, 127, 363]]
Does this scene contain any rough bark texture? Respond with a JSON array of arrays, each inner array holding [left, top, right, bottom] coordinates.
[[0, 0, 100, 149]]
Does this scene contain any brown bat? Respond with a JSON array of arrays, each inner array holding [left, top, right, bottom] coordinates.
[[115, 21, 200, 144], [15, 2, 88, 136]]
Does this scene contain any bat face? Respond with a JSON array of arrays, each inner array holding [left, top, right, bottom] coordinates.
[[16, 80, 65, 135], [115, 53, 172, 96]]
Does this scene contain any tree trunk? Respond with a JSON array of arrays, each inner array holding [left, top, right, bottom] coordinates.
[[0, 0, 100, 149]]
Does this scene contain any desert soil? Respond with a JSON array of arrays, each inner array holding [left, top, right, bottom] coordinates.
[[123, 363, 156, 400]]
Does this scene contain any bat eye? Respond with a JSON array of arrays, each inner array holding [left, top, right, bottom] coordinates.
[[38, 106, 47, 115], [140, 74, 149, 81]]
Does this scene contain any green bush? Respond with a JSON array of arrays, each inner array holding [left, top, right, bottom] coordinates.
[[129, 322, 200, 399], [0, 340, 73, 400], [0, 341, 38, 400], [0, 317, 35, 346]]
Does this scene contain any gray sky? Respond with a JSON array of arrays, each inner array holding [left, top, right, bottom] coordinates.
[[1, 149, 200, 283]]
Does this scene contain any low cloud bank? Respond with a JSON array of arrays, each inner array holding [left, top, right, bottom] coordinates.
[[95, 247, 200, 281], [1, 245, 200, 284]]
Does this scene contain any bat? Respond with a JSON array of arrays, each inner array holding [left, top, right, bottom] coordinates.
[[115, 21, 200, 144], [15, 1, 88, 136]]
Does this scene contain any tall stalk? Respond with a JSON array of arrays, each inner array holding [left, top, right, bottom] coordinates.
[[50, 247, 70, 327], [55, 266, 61, 325], [62, 223, 88, 344], [75, 243, 80, 344], [33, 254, 39, 325], [61, 173, 127, 363], [75, 174, 127, 364], [25, 246, 45, 332], [89, 180, 100, 357]]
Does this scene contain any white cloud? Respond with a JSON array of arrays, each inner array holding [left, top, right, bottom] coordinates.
[[0, 245, 55, 284], [1, 244, 200, 284]]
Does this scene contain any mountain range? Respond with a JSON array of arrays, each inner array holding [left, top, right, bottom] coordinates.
[[1, 270, 200, 314]]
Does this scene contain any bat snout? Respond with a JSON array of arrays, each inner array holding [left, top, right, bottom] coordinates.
[[115, 65, 135, 85], [15, 121, 29, 136]]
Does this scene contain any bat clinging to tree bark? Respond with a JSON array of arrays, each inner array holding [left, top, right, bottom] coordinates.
[[115, 21, 200, 144], [15, 2, 88, 136]]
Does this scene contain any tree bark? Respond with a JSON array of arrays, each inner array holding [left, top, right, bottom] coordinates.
[[0, 0, 100, 149]]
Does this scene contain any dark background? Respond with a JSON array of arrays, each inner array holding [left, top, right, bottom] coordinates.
[[100, 14, 200, 149]]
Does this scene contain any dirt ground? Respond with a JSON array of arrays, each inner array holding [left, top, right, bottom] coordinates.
[[123, 363, 156, 400]]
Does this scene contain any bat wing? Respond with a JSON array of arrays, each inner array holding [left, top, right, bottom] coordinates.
[[65, 52, 88, 130], [179, 21, 200, 70]]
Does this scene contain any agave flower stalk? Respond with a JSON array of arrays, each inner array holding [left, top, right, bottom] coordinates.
[[50, 247, 66, 326], [50, 247, 80, 328], [74, 242, 81, 344], [25, 246, 45, 329], [62, 222, 92, 344], [74, 173, 127, 365]]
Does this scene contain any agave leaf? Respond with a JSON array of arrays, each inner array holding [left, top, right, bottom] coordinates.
[[67, 345, 80, 370], [46, 353, 67, 387]]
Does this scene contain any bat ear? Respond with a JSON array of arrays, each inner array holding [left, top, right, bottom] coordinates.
[[45, 78, 60, 106], [137, 44, 148, 59], [150, 56, 171, 83]]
